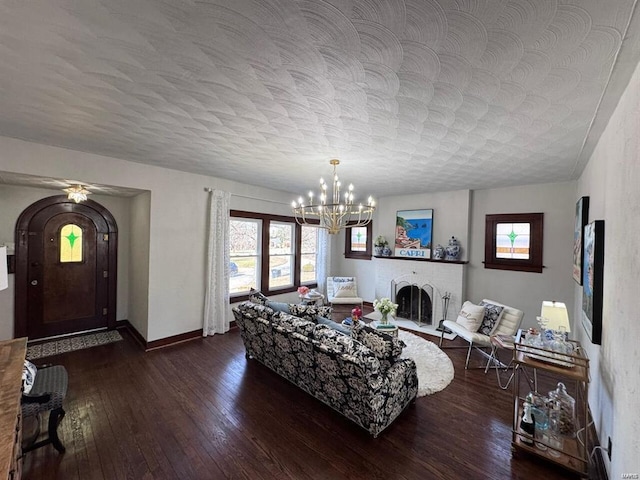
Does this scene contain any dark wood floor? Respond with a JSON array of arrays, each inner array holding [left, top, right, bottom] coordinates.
[[21, 320, 596, 480]]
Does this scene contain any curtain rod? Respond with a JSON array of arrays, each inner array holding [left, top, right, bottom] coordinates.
[[204, 188, 290, 205]]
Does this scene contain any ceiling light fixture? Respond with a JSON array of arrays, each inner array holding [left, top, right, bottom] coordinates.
[[63, 184, 91, 203], [292, 159, 375, 234]]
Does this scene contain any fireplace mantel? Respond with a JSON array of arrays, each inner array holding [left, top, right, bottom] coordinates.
[[373, 255, 467, 265]]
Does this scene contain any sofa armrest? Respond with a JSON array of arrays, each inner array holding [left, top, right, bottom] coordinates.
[[381, 358, 417, 392]]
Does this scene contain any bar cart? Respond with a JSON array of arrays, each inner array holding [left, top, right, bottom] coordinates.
[[511, 332, 590, 477]]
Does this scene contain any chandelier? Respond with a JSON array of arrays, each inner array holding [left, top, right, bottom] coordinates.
[[63, 184, 91, 203], [292, 159, 375, 234]]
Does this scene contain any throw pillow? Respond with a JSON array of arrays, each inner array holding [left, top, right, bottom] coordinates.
[[332, 276, 354, 282], [316, 305, 333, 318], [317, 315, 351, 335], [22, 359, 37, 394], [351, 323, 405, 370], [289, 303, 320, 322], [273, 312, 316, 336], [248, 289, 269, 306], [266, 300, 290, 314], [478, 301, 505, 336], [333, 281, 357, 298], [455, 301, 485, 332]]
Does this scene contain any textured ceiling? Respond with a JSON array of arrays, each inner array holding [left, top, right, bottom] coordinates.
[[1, 0, 639, 199]]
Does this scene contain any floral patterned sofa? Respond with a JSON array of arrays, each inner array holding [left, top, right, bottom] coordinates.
[[232, 300, 418, 437]]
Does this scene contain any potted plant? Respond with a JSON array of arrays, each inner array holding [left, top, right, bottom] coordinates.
[[374, 235, 388, 256]]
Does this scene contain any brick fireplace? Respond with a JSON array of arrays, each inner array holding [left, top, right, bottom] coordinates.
[[374, 258, 466, 338]]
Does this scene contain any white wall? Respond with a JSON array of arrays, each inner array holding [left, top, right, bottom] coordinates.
[[0, 136, 296, 341], [575, 59, 640, 477], [128, 192, 151, 338], [467, 182, 576, 329], [334, 183, 576, 331], [333, 189, 471, 304], [0, 183, 131, 340]]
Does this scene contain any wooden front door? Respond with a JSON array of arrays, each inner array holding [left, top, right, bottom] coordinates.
[[15, 196, 118, 340]]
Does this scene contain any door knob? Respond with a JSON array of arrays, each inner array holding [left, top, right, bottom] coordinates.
[[30, 280, 38, 286]]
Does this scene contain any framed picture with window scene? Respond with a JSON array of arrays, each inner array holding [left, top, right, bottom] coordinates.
[[572, 196, 589, 284], [582, 220, 604, 345]]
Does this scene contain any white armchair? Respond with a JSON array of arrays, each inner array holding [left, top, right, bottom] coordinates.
[[440, 299, 524, 369], [326, 276, 363, 308]]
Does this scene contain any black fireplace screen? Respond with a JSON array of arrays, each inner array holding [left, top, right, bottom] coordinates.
[[395, 285, 433, 324]]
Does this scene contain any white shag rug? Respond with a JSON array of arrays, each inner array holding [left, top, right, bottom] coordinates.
[[399, 329, 455, 397]]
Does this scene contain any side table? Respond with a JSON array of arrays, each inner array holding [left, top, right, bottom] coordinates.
[[299, 293, 325, 306], [369, 321, 399, 337]]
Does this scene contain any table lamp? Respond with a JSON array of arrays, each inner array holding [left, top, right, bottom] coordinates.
[[539, 301, 570, 333]]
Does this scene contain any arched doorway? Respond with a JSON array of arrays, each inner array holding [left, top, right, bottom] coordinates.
[[14, 195, 118, 340]]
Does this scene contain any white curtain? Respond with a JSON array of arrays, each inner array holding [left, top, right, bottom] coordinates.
[[203, 189, 231, 336], [316, 229, 331, 296]]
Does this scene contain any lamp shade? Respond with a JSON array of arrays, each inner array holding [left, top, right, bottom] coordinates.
[[540, 301, 570, 332], [0, 246, 8, 291]]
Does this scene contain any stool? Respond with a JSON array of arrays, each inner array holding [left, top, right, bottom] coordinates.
[[22, 364, 68, 453]]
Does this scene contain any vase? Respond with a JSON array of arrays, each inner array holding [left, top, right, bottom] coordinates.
[[374, 246, 384, 256], [445, 236, 461, 260], [433, 244, 445, 260], [380, 312, 389, 325]]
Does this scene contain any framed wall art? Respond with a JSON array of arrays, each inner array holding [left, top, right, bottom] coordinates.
[[582, 220, 604, 345], [572, 196, 589, 284], [395, 209, 433, 258]]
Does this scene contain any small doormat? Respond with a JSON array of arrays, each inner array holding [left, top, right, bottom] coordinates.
[[27, 330, 123, 360]]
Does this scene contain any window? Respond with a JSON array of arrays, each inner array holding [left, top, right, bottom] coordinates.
[[230, 211, 319, 299], [60, 224, 83, 263], [344, 222, 372, 259], [230, 218, 261, 295], [300, 226, 318, 284], [269, 222, 294, 290], [484, 213, 544, 273]]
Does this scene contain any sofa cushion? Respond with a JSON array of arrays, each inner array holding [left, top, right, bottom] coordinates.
[[288, 303, 316, 321], [266, 300, 290, 313], [273, 312, 316, 336], [351, 323, 405, 370], [248, 290, 269, 306], [478, 300, 505, 335], [315, 305, 333, 318], [313, 325, 381, 375], [455, 301, 485, 332], [317, 315, 351, 335], [237, 301, 275, 321]]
